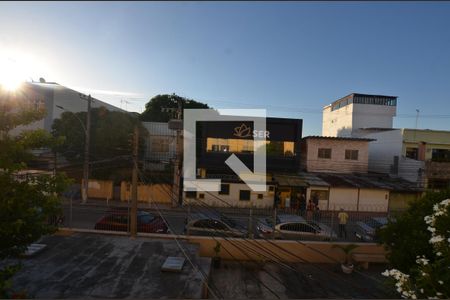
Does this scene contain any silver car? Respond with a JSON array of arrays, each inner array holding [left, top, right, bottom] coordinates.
[[185, 213, 247, 237], [354, 217, 389, 242], [257, 214, 337, 241]]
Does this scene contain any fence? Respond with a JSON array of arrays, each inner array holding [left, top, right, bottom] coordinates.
[[59, 195, 395, 244]]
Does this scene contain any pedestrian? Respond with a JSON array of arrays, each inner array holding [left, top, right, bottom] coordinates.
[[274, 191, 280, 209], [337, 208, 349, 239], [299, 193, 306, 216], [285, 196, 291, 209], [312, 192, 319, 208], [313, 205, 321, 222], [306, 200, 315, 220]]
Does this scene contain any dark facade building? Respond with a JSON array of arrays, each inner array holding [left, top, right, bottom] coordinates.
[[184, 117, 303, 208], [196, 117, 303, 175]]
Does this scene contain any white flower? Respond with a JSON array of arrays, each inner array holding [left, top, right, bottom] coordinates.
[[438, 280, 443, 285], [420, 289, 424, 294], [430, 235, 445, 244], [436, 292, 443, 296], [436, 252, 442, 256], [382, 270, 390, 277]]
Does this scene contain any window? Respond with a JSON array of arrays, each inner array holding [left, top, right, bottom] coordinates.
[[239, 190, 251, 201], [406, 147, 418, 160], [431, 149, 450, 162], [199, 193, 205, 199], [310, 190, 329, 201], [150, 137, 170, 153], [318, 148, 331, 159], [219, 184, 230, 195], [268, 186, 275, 192], [139, 214, 155, 224], [257, 194, 264, 199], [345, 149, 359, 160], [209, 220, 227, 230], [280, 223, 316, 233], [185, 191, 197, 198], [193, 220, 209, 228]]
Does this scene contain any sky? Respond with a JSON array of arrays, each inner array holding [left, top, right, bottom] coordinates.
[[1, 1, 450, 135]]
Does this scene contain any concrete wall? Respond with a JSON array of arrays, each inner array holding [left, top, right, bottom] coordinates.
[[328, 188, 359, 210], [358, 189, 389, 212], [351, 103, 396, 135], [303, 138, 369, 173], [389, 192, 421, 212], [327, 187, 388, 212], [82, 179, 114, 200], [360, 129, 425, 184], [120, 181, 172, 204], [360, 129, 402, 174], [322, 104, 354, 137], [184, 183, 275, 208], [322, 102, 396, 137], [188, 236, 387, 263]]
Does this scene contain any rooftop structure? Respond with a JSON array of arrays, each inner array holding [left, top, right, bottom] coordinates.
[[322, 93, 397, 137]]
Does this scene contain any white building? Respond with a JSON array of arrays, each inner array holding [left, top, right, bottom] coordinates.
[[322, 93, 397, 137], [142, 122, 176, 171], [2, 81, 124, 136]]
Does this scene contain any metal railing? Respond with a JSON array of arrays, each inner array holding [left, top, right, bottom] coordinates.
[[59, 196, 396, 243]]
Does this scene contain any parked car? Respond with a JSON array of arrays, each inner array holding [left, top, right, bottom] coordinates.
[[354, 216, 389, 242], [184, 212, 247, 237], [257, 214, 337, 241], [94, 210, 168, 233]]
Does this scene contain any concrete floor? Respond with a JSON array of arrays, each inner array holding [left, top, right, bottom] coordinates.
[[3, 233, 211, 299], [210, 260, 394, 299]]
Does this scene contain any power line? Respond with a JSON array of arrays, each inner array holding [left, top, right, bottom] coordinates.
[[139, 170, 385, 293]]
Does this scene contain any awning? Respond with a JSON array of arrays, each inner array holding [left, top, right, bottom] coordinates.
[[274, 175, 308, 187]]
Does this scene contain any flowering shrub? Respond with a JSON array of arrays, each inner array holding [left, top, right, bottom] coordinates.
[[382, 198, 450, 299]]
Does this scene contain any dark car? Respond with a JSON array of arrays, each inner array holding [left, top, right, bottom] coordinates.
[[94, 210, 168, 233], [184, 212, 247, 237], [354, 217, 389, 242]]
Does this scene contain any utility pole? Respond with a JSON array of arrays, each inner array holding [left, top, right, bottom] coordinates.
[[130, 126, 139, 238], [172, 98, 183, 207], [81, 94, 92, 204], [414, 109, 420, 142]]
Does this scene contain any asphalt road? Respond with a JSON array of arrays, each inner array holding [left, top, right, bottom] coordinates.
[[61, 203, 370, 242]]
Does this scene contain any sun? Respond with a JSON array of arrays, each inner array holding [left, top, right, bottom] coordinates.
[[0, 49, 37, 92], [0, 57, 26, 91]]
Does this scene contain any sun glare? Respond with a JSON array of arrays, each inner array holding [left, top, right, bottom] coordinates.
[[0, 49, 36, 92]]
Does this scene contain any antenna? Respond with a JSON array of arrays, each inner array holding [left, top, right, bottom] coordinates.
[[120, 99, 131, 110]]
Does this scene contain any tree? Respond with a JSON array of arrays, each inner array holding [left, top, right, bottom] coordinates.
[[379, 190, 450, 299], [0, 98, 69, 297], [140, 94, 209, 122], [52, 107, 147, 182]]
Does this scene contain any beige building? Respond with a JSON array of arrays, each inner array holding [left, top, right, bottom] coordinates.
[[301, 136, 373, 174], [184, 178, 277, 208]]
